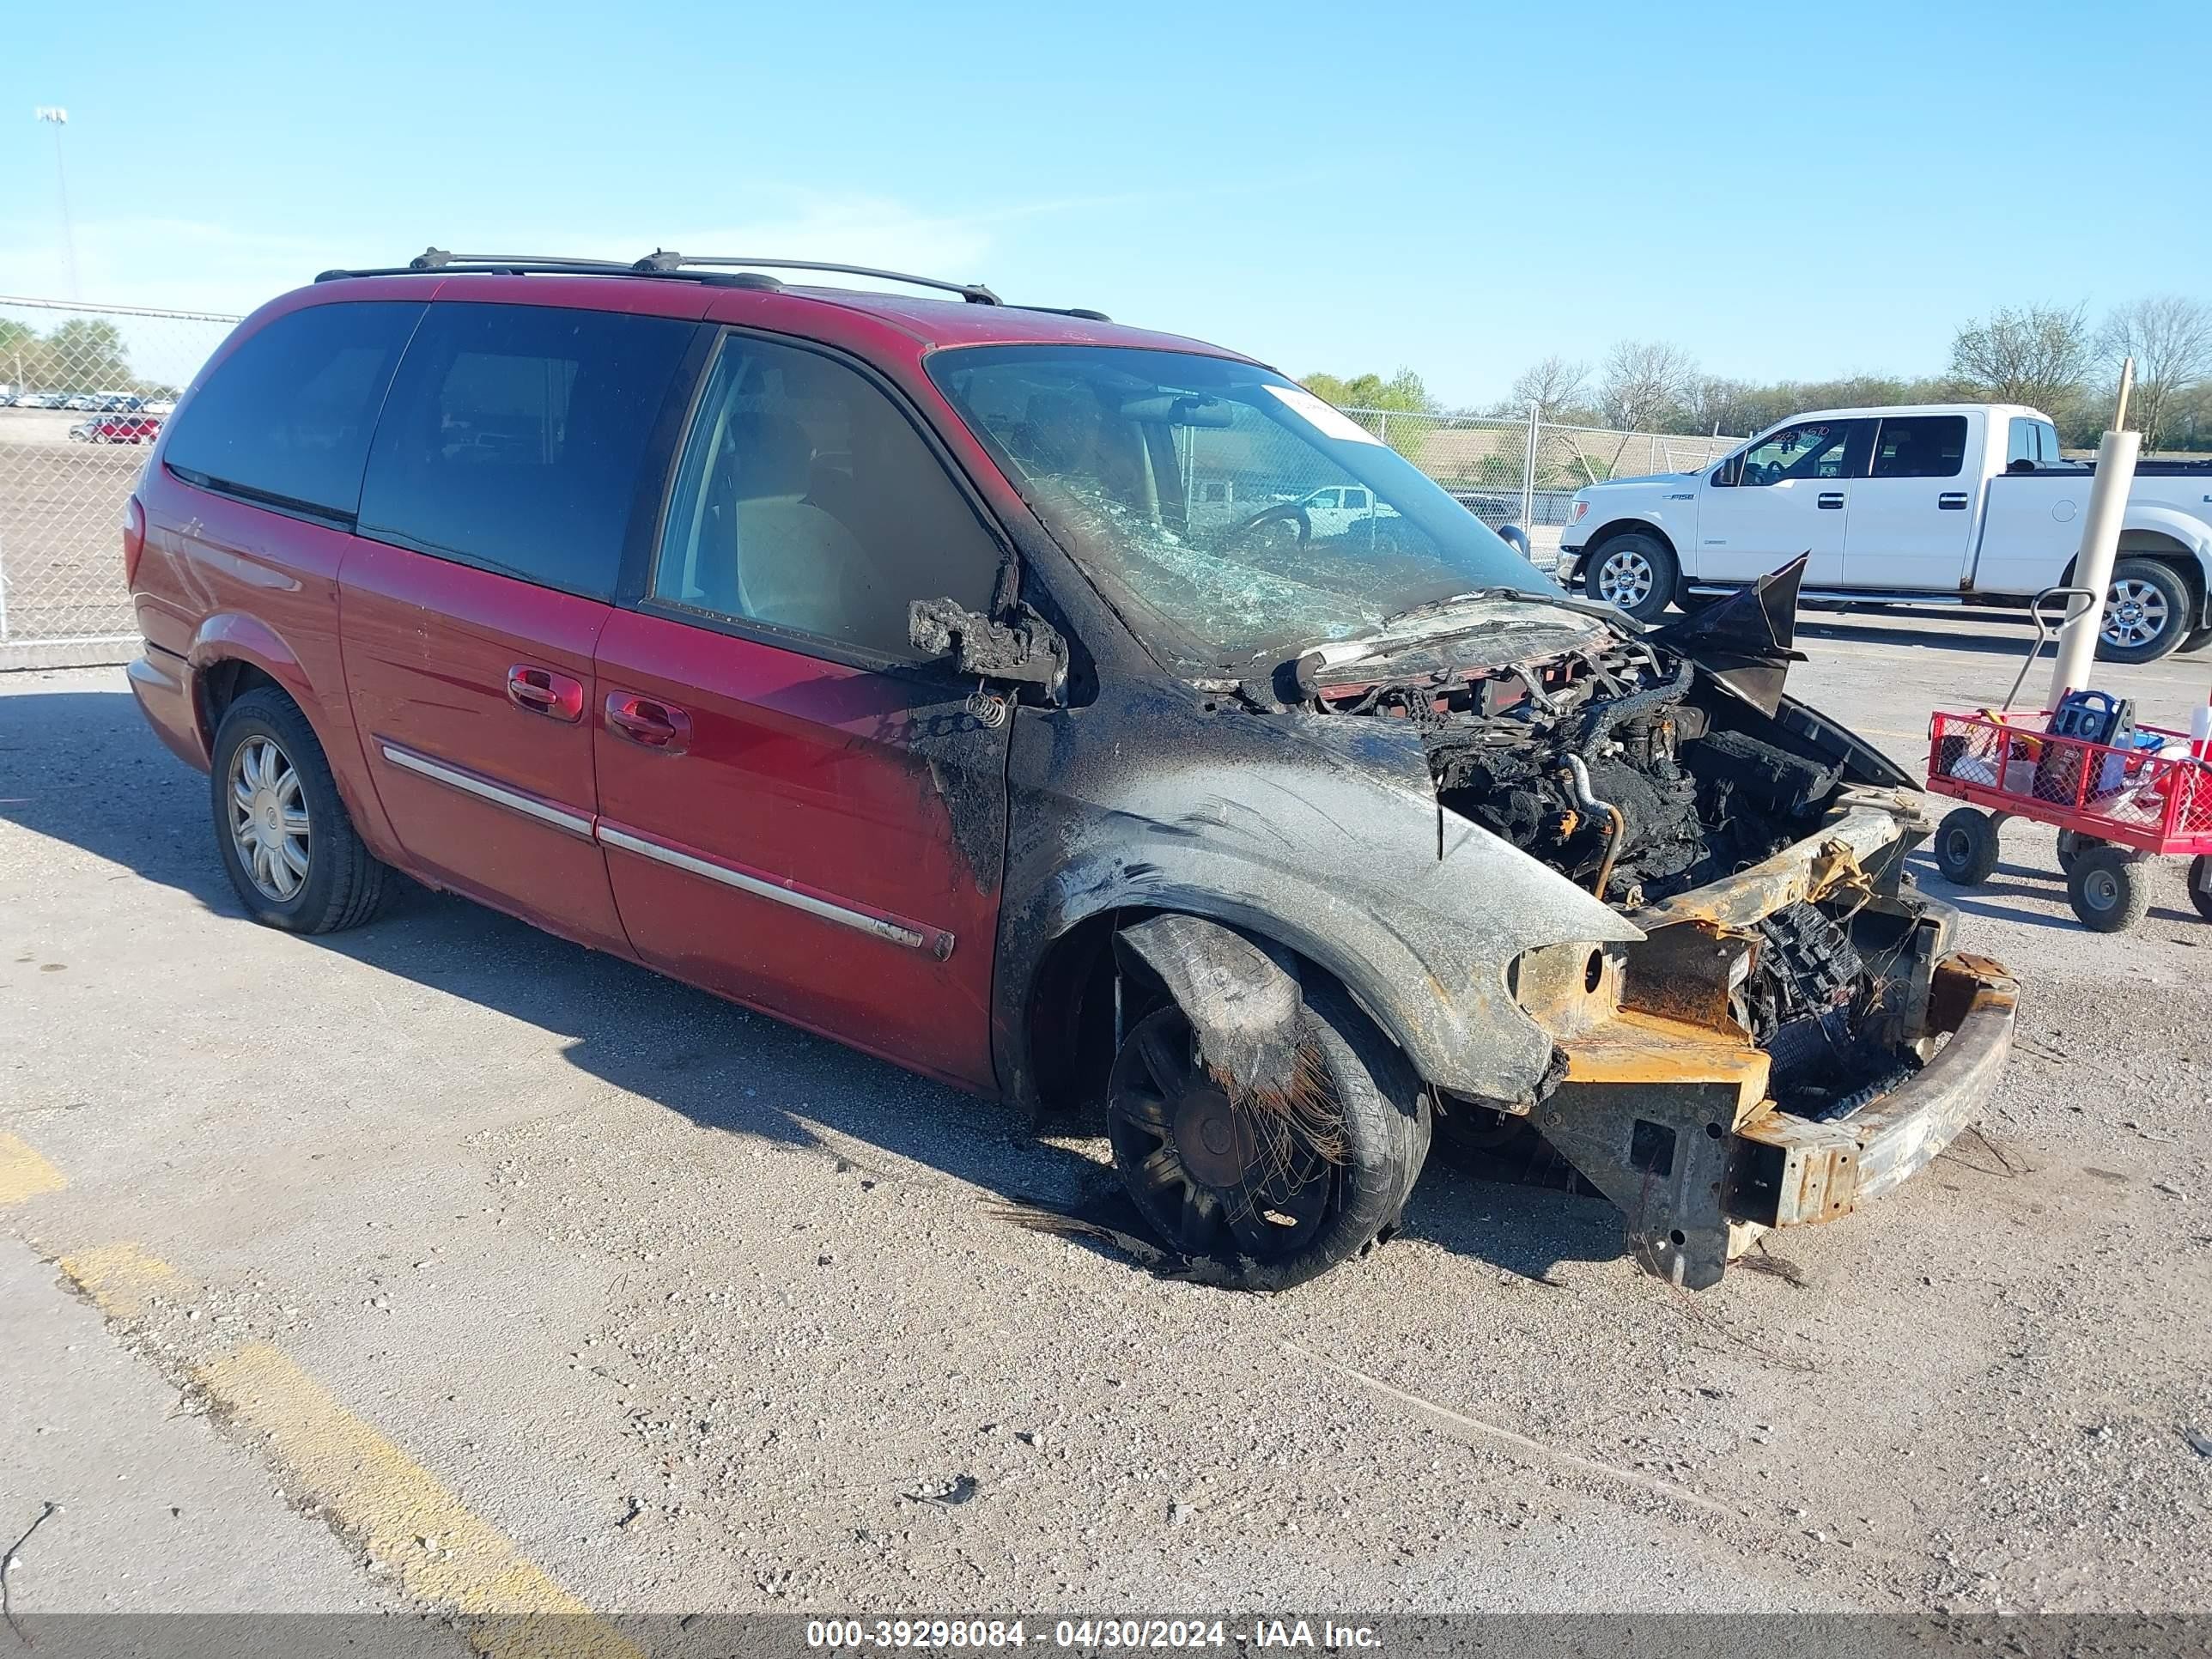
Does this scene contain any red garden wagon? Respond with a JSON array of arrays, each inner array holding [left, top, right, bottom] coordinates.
[[1925, 591, 2212, 931]]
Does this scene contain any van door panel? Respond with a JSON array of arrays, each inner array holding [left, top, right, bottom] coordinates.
[[592, 609, 1006, 1090], [338, 539, 628, 952]]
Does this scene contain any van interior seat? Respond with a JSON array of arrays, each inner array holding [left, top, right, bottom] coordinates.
[[681, 410, 902, 647]]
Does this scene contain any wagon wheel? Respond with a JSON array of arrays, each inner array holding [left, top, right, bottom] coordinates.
[[2067, 846, 2151, 933], [2056, 829, 2106, 875], [2189, 854, 2212, 923]]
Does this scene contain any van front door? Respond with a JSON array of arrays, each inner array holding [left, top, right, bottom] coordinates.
[[592, 331, 1012, 1089]]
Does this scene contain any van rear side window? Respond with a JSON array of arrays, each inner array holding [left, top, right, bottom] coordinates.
[[163, 301, 424, 518], [356, 302, 693, 600]]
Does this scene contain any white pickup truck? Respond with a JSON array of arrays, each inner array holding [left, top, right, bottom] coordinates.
[[1556, 403, 2212, 663]]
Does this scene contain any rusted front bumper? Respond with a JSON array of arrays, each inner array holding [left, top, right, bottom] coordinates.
[[1532, 951, 2016, 1287], [1729, 952, 2017, 1227]]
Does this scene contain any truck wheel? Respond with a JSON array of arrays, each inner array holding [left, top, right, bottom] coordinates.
[[2067, 845, 2150, 933], [210, 687, 392, 933], [2180, 626, 2212, 656], [1105, 982, 1429, 1291], [2189, 855, 2212, 923], [1581, 532, 1677, 623], [2056, 829, 2106, 875], [2094, 560, 2191, 665], [1933, 807, 2001, 886]]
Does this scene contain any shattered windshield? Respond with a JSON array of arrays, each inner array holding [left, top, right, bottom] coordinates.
[[927, 345, 1557, 668]]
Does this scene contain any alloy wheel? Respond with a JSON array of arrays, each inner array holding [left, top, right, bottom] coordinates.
[[1595, 546, 1655, 609], [2103, 579, 2170, 650], [228, 735, 311, 902]]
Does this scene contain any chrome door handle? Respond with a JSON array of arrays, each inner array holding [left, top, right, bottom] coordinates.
[[1817, 492, 1845, 509]]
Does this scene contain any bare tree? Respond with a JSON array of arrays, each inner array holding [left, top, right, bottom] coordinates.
[[1597, 341, 1698, 431], [1596, 341, 1698, 470], [1948, 303, 2092, 414], [1509, 355, 1589, 422], [2098, 295, 2212, 451]]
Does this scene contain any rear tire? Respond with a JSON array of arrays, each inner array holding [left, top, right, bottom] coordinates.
[[2179, 626, 2212, 656], [2094, 559, 2191, 665], [1933, 807, 2001, 886], [2067, 845, 2150, 933], [210, 687, 392, 933], [1105, 981, 1429, 1291], [1581, 532, 1677, 623]]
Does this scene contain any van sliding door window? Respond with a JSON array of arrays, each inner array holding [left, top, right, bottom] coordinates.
[[356, 302, 693, 599]]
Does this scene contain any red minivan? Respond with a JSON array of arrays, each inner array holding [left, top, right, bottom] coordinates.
[[126, 252, 2014, 1293]]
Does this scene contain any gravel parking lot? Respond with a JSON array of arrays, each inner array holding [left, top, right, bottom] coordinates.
[[3, 611, 2209, 1628]]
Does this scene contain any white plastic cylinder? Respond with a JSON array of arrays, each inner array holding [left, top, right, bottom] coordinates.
[[2049, 428, 2142, 707]]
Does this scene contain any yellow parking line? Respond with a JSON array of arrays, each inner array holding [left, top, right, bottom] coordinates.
[[59, 1241, 186, 1320], [0, 1132, 67, 1204], [196, 1343, 642, 1659]]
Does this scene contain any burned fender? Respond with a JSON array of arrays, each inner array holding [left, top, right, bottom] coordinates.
[[1115, 914, 1302, 1098], [993, 680, 1643, 1109]]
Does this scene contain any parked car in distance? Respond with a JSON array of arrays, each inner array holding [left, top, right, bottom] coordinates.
[[1559, 402, 2212, 663], [123, 252, 2015, 1294], [95, 413, 162, 444]]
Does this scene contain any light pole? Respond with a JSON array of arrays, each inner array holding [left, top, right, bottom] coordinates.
[[35, 106, 78, 300]]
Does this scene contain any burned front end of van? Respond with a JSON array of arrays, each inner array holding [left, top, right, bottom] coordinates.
[[933, 343, 2014, 1291], [1282, 567, 2016, 1285]]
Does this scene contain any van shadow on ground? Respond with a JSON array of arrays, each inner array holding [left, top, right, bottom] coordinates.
[[0, 682, 1626, 1286]]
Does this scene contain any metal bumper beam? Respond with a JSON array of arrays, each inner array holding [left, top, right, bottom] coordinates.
[[1729, 953, 2018, 1228]]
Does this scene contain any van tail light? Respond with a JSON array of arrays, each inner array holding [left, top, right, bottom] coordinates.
[[122, 495, 146, 587]]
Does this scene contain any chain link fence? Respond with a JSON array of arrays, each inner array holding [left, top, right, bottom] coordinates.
[[0, 295, 1744, 670], [1, 296, 240, 670], [1340, 407, 1741, 571]]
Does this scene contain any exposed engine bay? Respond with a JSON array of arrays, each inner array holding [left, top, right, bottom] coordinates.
[[1297, 626, 1922, 1120], [1311, 635, 1844, 908]]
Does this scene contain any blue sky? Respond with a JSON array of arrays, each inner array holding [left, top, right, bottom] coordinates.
[[3, 0, 2205, 409]]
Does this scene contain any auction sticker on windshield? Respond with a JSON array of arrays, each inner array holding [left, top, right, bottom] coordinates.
[[1264, 384, 1384, 445]]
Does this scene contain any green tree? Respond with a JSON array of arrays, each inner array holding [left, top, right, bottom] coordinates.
[[43, 319, 133, 393], [1299, 368, 1439, 459], [1300, 368, 1438, 415]]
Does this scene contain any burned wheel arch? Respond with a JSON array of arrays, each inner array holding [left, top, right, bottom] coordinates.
[[989, 674, 1644, 1121]]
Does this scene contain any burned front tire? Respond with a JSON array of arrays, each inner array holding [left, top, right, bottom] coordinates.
[[1105, 983, 1428, 1291]]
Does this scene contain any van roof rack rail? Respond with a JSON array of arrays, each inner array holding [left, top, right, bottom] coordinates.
[[316, 250, 1086, 313], [632, 252, 1000, 305]]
